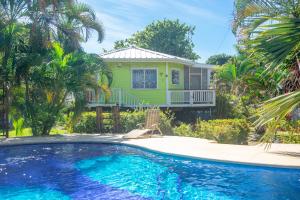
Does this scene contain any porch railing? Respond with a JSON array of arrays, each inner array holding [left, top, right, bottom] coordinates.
[[86, 88, 143, 107], [167, 90, 215, 106]]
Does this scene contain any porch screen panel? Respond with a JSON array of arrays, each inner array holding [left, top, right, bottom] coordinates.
[[132, 69, 145, 88], [145, 69, 157, 88], [201, 68, 208, 89]]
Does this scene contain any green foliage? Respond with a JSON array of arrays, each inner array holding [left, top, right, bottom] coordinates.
[[0, 0, 106, 137], [12, 117, 24, 136], [276, 132, 300, 144], [214, 93, 248, 119], [214, 55, 277, 99], [114, 19, 199, 60], [26, 43, 111, 136], [233, 0, 299, 38], [194, 119, 250, 144], [120, 110, 145, 133], [72, 112, 97, 133], [233, 1, 300, 143], [5, 127, 70, 138], [159, 110, 175, 135], [71, 109, 174, 134], [8, 128, 32, 138], [258, 118, 300, 143], [174, 119, 250, 145], [173, 123, 193, 136], [206, 54, 233, 65], [255, 91, 300, 129]]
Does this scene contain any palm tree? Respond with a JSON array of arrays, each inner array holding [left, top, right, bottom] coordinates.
[[251, 18, 300, 140], [233, 0, 300, 142], [0, 0, 28, 137], [26, 42, 111, 136], [233, 0, 300, 39], [0, 0, 107, 137]]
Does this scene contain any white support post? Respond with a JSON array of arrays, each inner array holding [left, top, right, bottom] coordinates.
[[189, 91, 193, 105], [212, 90, 216, 106], [207, 69, 211, 89]]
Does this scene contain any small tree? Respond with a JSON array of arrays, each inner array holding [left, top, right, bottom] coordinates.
[[206, 54, 233, 65], [114, 19, 199, 60], [26, 43, 111, 136]]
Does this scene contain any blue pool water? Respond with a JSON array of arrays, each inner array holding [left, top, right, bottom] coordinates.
[[0, 143, 299, 200]]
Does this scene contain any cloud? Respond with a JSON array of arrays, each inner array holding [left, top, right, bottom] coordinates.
[[117, 0, 159, 9], [81, 10, 139, 53], [80, 0, 236, 58], [80, 0, 161, 53], [169, 0, 225, 23]]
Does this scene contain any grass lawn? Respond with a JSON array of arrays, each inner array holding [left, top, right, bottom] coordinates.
[[0, 127, 71, 138]]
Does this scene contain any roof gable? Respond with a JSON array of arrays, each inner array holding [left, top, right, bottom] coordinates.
[[101, 47, 214, 69]]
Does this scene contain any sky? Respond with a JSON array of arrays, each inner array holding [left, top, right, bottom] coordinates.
[[80, 0, 236, 63]]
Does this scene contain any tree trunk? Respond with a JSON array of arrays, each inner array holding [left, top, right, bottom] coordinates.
[[3, 83, 10, 138], [96, 106, 103, 132]]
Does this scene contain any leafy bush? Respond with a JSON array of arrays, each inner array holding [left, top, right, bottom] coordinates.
[[159, 110, 174, 135], [260, 120, 300, 144], [214, 93, 252, 119], [276, 132, 300, 144], [72, 112, 97, 133], [173, 123, 193, 136], [120, 110, 145, 133], [173, 119, 250, 144], [71, 109, 174, 134], [194, 119, 250, 144]]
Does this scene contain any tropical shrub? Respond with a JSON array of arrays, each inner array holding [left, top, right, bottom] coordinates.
[[72, 112, 97, 133], [214, 93, 248, 119], [0, 0, 106, 137], [194, 119, 250, 144], [159, 110, 174, 135], [173, 119, 250, 144], [258, 119, 300, 143], [25, 43, 110, 136], [276, 132, 300, 144], [173, 123, 193, 136], [120, 110, 145, 133], [71, 109, 174, 134]]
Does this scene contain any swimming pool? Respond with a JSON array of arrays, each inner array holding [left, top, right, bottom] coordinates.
[[0, 143, 299, 200]]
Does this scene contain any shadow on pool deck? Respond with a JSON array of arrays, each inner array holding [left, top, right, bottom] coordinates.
[[270, 151, 300, 158]]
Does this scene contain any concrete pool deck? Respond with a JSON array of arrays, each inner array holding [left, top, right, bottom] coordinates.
[[1, 134, 300, 168]]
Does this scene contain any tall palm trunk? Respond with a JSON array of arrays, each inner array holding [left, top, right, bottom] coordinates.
[[1, 36, 13, 138], [3, 83, 10, 138]]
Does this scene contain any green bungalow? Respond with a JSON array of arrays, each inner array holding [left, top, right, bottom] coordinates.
[[87, 46, 216, 108]]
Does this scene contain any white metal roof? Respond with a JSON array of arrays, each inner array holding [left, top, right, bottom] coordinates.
[[101, 46, 214, 68]]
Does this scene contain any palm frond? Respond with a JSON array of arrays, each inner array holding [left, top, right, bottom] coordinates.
[[250, 17, 300, 73], [255, 90, 300, 127]]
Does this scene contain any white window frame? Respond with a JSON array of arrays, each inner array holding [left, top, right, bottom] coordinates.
[[131, 68, 158, 89], [171, 69, 180, 85]]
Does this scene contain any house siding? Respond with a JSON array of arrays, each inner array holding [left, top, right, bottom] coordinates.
[[108, 62, 211, 106], [109, 62, 169, 105]]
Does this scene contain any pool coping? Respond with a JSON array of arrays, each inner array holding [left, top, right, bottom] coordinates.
[[1, 134, 300, 169]]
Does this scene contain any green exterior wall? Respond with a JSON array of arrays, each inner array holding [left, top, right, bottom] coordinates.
[[108, 62, 185, 105]]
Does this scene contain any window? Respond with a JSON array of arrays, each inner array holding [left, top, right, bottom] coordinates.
[[171, 70, 180, 85], [132, 69, 157, 89]]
